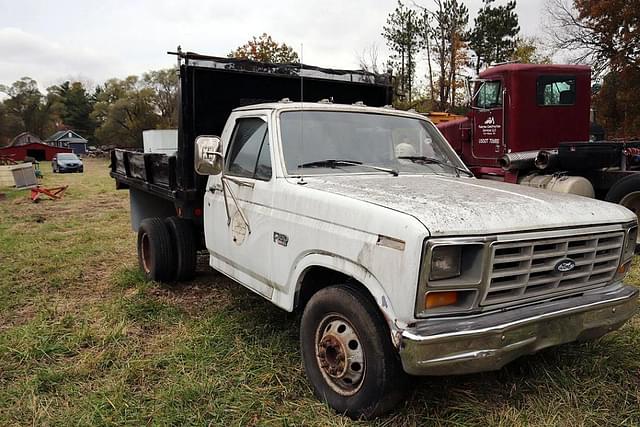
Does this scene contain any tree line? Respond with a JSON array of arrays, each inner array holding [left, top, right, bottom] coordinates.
[[0, 33, 297, 148], [0, 69, 178, 147], [378, 0, 639, 136], [0, 0, 637, 147], [378, 0, 544, 111]]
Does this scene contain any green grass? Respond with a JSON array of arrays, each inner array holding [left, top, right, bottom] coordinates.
[[0, 159, 639, 426]]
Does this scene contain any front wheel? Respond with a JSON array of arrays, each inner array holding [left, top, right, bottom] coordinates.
[[300, 285, 407, 419]]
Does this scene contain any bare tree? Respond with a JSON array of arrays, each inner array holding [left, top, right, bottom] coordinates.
[[357, 44, 382, 74], [544, 0, 639, 75]]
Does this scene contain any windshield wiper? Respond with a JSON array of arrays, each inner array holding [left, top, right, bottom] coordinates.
[[397, 156, 474, 178], [298, 159, 398, 176]]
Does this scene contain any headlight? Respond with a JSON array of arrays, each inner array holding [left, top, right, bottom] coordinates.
[[415, 242, 486, 317], [430, 246, 461, 280]]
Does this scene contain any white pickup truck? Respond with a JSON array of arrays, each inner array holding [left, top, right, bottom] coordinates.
[[112, 53, 638, 418], [189, 101, 637, 417]]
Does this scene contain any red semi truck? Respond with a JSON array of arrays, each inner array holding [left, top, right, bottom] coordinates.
[[438, 64, 640, 240]]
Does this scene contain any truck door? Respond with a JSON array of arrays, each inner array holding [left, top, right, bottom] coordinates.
[[203, 115, 276, 299], [472, 80, 505, 160]]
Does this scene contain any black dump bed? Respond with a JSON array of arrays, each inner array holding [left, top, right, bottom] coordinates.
[[111, 51, 393, 222]]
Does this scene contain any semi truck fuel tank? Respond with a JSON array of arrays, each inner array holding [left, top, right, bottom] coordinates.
[[518, 173, 595, 198]]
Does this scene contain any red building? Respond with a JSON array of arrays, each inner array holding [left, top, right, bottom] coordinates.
[[0, 142, 72, 161]]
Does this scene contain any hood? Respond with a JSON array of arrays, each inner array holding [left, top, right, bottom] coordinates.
[[302, 174, 635, 236]]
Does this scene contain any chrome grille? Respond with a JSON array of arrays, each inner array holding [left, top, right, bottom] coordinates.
[[482, 231, 624, 306]]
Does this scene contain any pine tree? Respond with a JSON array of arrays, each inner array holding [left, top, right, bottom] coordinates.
[[382, 1, 422, 103], [469, 0, 520, 72], [431, 0, 469, 109]]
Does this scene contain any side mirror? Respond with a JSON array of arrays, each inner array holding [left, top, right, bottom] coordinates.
[[194, 135, 223, 175]]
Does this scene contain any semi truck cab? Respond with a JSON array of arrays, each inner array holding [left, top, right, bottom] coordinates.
[[438, 64, 640, 238]]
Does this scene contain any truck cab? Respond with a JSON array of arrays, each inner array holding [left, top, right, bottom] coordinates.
[[439, 64, 591, 178], [438, 64, 640, 236]]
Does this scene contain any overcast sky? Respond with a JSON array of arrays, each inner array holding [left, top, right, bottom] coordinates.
[[0, 0, 549, 90]]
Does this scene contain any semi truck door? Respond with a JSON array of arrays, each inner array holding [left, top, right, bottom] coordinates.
[[471, 80, 505, 160], [204, 115, 276, 299]]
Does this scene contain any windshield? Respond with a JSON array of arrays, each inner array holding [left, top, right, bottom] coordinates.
[[279, 111, 466, 176], [58, 153, 79, 160]]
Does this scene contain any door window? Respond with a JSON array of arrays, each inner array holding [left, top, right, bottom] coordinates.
[[475, 81, 502, 109], [225, 118, 272, 180]]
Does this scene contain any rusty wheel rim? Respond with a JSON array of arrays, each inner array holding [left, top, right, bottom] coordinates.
[[315, 314, 365, 396], [141, 233, 151, 273]]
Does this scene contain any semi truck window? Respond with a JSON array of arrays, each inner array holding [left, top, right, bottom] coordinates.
[[537, 76, 576, 106], [475, 81, 502, 109], [226, 118, 271, 180]]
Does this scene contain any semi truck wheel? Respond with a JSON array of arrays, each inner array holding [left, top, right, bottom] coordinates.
[[137, 218, 175, 282], [606, 174, 640, 243], [164, 216, 197, 281], [300, 285, 407, 419]]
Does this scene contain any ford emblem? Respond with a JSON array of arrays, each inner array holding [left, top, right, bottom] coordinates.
[[555, 258, 576, 273]]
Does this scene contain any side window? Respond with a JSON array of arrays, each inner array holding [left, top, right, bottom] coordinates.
[[225, 117, 272, 180], [475, 81, 502, 109], [537, 76, 576, 106]]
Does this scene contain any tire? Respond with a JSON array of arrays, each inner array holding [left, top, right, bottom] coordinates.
[[137, 218, 175, 282], [606, 174, 640, 244], [300, 285, 408, 419], [164, 216, 197, 281]]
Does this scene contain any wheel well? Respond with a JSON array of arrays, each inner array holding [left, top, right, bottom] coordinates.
[[295, 266, 379, 313]]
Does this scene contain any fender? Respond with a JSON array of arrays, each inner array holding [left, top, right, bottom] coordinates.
[[284, 251, 405, 343]]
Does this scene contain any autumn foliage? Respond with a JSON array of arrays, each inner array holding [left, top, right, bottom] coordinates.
[[548, 0, 640, 137], [228, 33, 299, 64]]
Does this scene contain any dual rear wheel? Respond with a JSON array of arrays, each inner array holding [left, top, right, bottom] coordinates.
[[137, 216, 197, 282]]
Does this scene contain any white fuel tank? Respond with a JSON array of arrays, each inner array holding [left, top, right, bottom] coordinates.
[[518, 174, 595, 198]]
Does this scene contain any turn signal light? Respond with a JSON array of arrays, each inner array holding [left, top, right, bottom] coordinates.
[[614, 261, 631, 281], [425, 291, 458, 309]]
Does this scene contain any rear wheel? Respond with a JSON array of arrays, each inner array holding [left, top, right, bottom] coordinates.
[[300, 285, 407, 419], [606, 174, 640, 243], [164, 216, 197, 281], [137, 218, 175, 282]]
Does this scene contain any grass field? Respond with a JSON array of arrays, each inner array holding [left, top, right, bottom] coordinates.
[[0, 158, 639, 426]]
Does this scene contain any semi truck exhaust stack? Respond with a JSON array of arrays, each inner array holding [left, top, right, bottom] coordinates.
[[534, 150, 559, 170], [499, 151, 539, 171]]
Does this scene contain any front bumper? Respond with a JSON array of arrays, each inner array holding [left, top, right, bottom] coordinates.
[[59, 165, 83, 172], [399, 283, 638, 376]]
